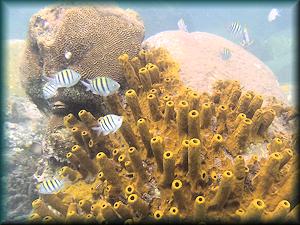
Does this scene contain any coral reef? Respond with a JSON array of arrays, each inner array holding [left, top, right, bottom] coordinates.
[[20, 4, 144, 115], [5, 96, 46, 222], [29, 47, 298, 223], [142, 31, 287, 103]]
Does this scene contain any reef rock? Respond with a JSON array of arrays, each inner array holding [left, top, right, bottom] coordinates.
[[5, 95, 46, 222], [143, 31, 286, 102], [20, 4, 144, 116]]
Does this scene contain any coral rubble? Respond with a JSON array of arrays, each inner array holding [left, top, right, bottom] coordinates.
[[29, 47, 298, 223]]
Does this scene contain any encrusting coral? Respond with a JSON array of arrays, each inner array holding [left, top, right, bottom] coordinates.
[[29, 47, 298, 223]]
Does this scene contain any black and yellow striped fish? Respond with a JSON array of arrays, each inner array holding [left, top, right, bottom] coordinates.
[[92, 114, 123, 136], [221, 48, 231, 60], [228, 21, 242, 37], [43, 82, 58, 99], [37, 177, 65, 194], [45, 69, 81, 88], [81, 76, 120, 96]]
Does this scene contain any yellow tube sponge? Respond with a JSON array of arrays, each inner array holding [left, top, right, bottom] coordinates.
[[164, 100, 175, 124], [150, 136, 164, 173], [138, 67, 152, 91], [246, 94, 263, 118], [188, 91, 200, 111], [171, 179, 187, 210], [200, 103, 212, 129], [253, 152, 283, 197], [188, 138, 201, 183], [209, 134, 223, 152], [236, 92, 252, 114], [263, 200, 290, 223], [160, 151, 175, 187], [128, 147, 148, 184], [193, 196, 206, 222], [147, 93, 162, 121], [119, 118, 139, 148], [128, 194, 149, 217], [114, 201, 133, 220], [125, 89, 143, 121], [71, 145, 98, 175], [267, 137, 284, 153], [208, 171, 234, 209], [147, 63, 160, 83], [178, 139, 189, 172], [137, 118, 153, 157], [188, 110, 200, 139], [242, 199, 266, 222], [177, 100, 189, 136], [96, 152, 123, 189]]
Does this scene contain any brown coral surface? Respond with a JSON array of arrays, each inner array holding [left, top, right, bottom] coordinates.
[[29, 48, 298, 224], [20, 4, 144, 115]]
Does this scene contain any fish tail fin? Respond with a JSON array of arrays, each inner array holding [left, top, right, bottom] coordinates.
[[81, 80, 91, 92], [92, 126, 102, 136], [42, 75, 55, 84]]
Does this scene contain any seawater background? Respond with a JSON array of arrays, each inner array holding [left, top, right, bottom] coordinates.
[[1, 1, 297, 222], [4, 1, 297, 86]]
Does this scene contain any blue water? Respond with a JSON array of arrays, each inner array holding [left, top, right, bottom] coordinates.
[[3, 1, 297, 84]]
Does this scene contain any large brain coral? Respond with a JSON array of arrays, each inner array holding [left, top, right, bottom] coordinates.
[[29, 47, 298, 223], [20, 4, 144, 115], [143, 31, 287, 103]]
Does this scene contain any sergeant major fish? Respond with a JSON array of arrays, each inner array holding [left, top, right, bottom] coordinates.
[[228, 21, 242, 37], [92, 114, 123, 136], [43, 82, 58, 99], [44, 69, 81, 88], [37, 177, 68, 195], [81, 76, 120, 96], [241, 26, 254, 48], [220, 48, 231, 60]]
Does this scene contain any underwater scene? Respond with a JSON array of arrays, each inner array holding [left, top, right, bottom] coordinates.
[[2, 1, 298, 223]]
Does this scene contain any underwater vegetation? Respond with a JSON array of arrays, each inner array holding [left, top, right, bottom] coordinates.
[[29, 47, 298, 223]]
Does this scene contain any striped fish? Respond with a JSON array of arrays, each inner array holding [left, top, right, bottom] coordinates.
[[92, 114, 123, 136], [43, 82, 58, 99], [228, 21, 242, 37], [220, 48, 231, 60], [81, 76, 120, 96], [37, 177, 65, 195], [45, 69, 81, 88], [241, 27, 254, 48]]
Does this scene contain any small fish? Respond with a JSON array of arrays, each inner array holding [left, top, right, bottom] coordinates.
[[220, 48, 231, 60], [177, 18, 188, 32], [37, 177, 66, 195], [45, 69, 81, 88], [241, 26, 254, 48], [228, 21, 242, 37], [43, 82, 58, 99], [268, 8, 280, 22], [81, 76, 120, 96], [92, 114, 123, 136]]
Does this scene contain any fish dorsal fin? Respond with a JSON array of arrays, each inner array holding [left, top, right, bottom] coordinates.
[[177, 18, 188, 32]]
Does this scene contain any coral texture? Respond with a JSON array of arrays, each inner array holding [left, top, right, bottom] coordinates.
[[29, 48, 298, 223], [20, 4, 144, 115], [142, 31, 287, 103]]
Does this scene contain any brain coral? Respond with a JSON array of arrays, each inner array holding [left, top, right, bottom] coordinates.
[[20, 4, 144, 114], [29, 47, 298, 223], [143, 31, 287, 103]]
